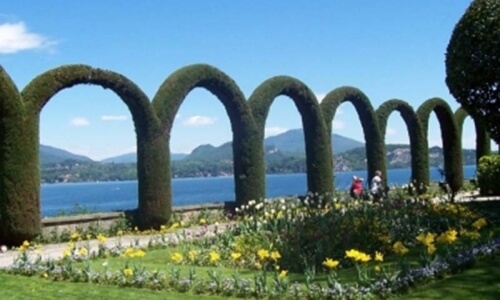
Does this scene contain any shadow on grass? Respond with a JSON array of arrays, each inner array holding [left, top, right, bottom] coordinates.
[[401, 255, 500, 299]]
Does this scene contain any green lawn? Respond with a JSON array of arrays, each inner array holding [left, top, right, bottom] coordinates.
[[2, 255, 500, 299], [0, 272, 228, 300], [400, 255, 500, 299]]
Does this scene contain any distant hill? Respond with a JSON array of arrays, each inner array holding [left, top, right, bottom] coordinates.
[[264, 129, 364, 154], [101, 129, 364, 163], [101, 152, 187, 163], [183, 129, 364, 161], [40, 144, 93, 165]]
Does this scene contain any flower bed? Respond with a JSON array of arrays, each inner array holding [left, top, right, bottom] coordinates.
[[5, 193, 500, 299]]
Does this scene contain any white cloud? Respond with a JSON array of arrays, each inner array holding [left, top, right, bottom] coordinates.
[[386, 127, 397, 136], [182, 115, 216, 126], [70, 117, 90, 127], [0, 22, 56, 54], [265, 126, 288, 137], [101, 115, 128, 121], [332, 120, 345, 130]]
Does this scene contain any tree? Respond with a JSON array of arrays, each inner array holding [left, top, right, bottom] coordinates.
[[445, 0, 500, 144]]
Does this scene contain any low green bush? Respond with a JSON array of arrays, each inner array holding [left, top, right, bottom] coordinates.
[[477, 155, 500, 196]]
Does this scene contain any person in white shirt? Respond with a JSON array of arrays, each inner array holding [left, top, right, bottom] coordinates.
[[370, 170, 383, 201]]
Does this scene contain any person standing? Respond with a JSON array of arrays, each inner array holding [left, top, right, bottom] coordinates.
[[350, 176, 364, 199], [370, 170, 383, 201]]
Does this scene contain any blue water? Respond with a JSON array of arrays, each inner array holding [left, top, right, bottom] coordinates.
[[41, 166, 477, 217]]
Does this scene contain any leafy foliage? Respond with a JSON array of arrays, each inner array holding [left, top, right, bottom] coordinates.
[[477, 155, 500, 196], [446, 0, 500, 144]]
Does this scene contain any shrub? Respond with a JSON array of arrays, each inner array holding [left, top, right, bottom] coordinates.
[[477, 155, 500, 196]]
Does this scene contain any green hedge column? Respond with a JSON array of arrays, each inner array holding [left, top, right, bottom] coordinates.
[[455, 107, 491, 165], [417, 98, 463, 193], [376, 99, 427, 192], [21, 65, 169, 230], [248, 76, 333, 200], [321, 87, 385, 187], [152, 64, 263, 207], [0, 67, 41, 246]]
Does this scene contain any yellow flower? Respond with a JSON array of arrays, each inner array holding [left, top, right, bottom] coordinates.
[[123, 268, 134, 277], [374, 265, 381, 273], [427, 244, 437, 255], [255, 262, 262, 269], [393, 241, 409, 255], [70, 232, 80, 241], [43, 273, 48, 279], [472, 218, 487, 230], [322, 258, 340, 269], [199, 218, 207, 225], [257, 249, 270, 260], [270, 251, 281, 261], [62, 249, 72, 258], [97, 233, 107, 243], [416, 232, 436, 247], [231, 252, 242, 261], [345, 249, 361, 260], [170, 252, 183, 263], [22, 240, 30, 248], [357, 252, 371, 263], [436, 229, 458, 244], [279, 270, 288, 278], [374, 251, 384, 262], [188, 250, 198, 262], [160, 225, 167, 231], [78, 247, 88, 257], [134, 249, 146, 258], [209, 250, 220, 263], [117, 230, 123, 236]]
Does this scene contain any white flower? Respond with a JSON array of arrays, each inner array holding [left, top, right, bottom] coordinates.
[[279, 198, 285, 204], [102, 261, 108, 267], [0, 245, 7, 253]]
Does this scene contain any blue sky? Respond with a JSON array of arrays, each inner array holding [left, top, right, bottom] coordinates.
[[0, 0, 488, 160]]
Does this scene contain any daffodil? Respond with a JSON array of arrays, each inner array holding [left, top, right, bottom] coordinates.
[[231, 252, 242, 261], [170, 252, 183, 263], [257, 249, 270, 260], [188, 250, 198, 262], [279, 270, 288, 278], [393, 241, 409, 255], [123, 268, 134, 277], [322, 258, 340, 269], [374, 251, 384, 262], [270, 250, 281, 261], [209, 250, 220, 263], [472, 218, 487, 230]]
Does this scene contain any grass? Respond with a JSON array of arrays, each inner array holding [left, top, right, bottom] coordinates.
[[400, 254, 500, 299], [1, 255, 500, 299], [0, 272, 228, 300]]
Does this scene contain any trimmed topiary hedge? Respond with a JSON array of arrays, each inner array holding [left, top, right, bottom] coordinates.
[[417, 98, 463, 193], [454, 107, 491, 164], [152, 64, 264, 207], [320, 87, 384, 187], [20, 64, 169, 232], [0, 67, 42, 246], [376, 99, 427, 192], [248, 76, 333, 199], [0, 63, 479, 245]]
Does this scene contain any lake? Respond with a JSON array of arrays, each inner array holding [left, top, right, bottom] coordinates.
[[41, 166, 477, 217]]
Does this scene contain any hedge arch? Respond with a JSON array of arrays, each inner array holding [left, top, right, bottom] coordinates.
[[417, 98, 463, 193], [376, 99, 427, 191], [20, 64, 169, 232], [0, 67, 42, 245], [152, 64, 263, 207], [320, 86, 384, 186], [248, 76, 333, 199], [454, 107, 491, 164]]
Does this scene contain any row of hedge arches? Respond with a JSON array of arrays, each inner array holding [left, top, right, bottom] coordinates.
[[0, 63, 492, 245]]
